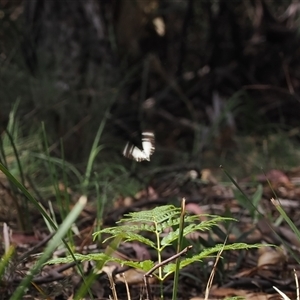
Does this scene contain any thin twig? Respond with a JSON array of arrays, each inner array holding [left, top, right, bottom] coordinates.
[[143, 275, 152, 300], [122, 273, 131, 300], [107, 270, 118, 300], [145, 245, 192, 277], [19, 233, 55, 261], [295, 269, 299, 300], [204, 238, 227, 300]]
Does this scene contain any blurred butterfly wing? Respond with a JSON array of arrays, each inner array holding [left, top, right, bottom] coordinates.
[[142, 132, 155, 157], [123, 131, 155, 162], [123, 143, 148, 162]]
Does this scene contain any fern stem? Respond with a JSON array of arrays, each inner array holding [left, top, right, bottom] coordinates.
[[153, 221, 161, 278], [155, 221, 164, 298], [172, 198, 186, 300]]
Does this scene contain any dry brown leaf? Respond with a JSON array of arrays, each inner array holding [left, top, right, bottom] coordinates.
[[201, 169, 218, 184], [123, 242, 151, 260], [135, 186, 158, 200], [233, 267, 258, 278], [257, 247, 286, 267], [119, 186, 159, 207], [278, 226, 300, 247], [115, 268, 156, 285], [208, 288, 276, 300], [209, 287, 253, 297], [185, 203, 205, 216], [102, 264, 118, 276], [10, 232, 40, 245]]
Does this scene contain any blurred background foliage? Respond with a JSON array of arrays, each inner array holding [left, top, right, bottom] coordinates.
[[1, 0, 300, 174]]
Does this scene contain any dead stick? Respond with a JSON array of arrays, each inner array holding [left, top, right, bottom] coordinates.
[[145, 245, 192, 277]]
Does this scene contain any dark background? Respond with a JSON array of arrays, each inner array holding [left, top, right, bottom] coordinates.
[[1, 0, 300, 172]]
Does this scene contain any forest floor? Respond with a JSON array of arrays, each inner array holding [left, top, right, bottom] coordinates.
[[3, 164, 300, 300]]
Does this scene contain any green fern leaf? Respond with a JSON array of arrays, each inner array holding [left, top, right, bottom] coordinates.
[[46, 253, 110, 265], [100, 223, 156, 233], [161, 231, 179, 246], [120, 205, 180, 225], [113, 259, 154, 271], [104, 231, 155, 247], [160, 216, 235, 246], [163, 243, 266, 276]]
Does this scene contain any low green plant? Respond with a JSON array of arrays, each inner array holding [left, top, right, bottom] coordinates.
[[0, 162, 90, 299], [233, 183, 263, 221], [222, 166, 264, 221], [10, 195, 87, 300], [224, 166, 300, 299], [47, 203, 264, 299]]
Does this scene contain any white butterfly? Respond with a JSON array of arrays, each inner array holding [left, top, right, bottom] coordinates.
[[123, 131, 155, 162]]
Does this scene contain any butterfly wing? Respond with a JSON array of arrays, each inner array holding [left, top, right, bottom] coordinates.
[[141, 132, 155, 158], [123, 131, 155, 162], [123, 143, 148, 162]]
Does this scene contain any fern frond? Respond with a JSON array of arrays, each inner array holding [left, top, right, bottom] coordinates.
[[156, 218, 182, 232], [100, 223, 156, 233], [161, 231, 179, 247], [120, 205, 180, 225], [114, 259, 154, 271], [162, 243, 266, 277], [96, 228, 155, 247], [46, 253, 110, 265], [184, 215, 235, 224], [182, 217, 234, 235], [161, 216, 235, 246]]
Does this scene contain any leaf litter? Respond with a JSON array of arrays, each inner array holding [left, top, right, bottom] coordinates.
[[2, 166, 300, 299]]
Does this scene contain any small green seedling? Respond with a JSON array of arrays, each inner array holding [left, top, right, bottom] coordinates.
[[46, 203, 264, 299], [94, 204, 239, 282]]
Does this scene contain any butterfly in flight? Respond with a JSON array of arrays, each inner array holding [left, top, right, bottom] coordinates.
[[123, 131, 155, 162]]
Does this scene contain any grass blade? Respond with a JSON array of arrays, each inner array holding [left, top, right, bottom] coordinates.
[[10, 196, 87, 300]]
